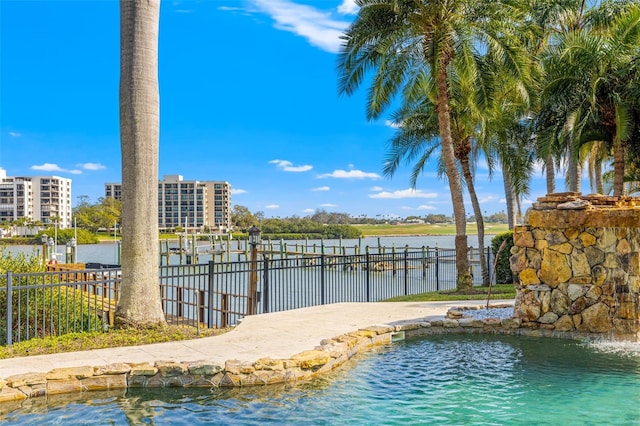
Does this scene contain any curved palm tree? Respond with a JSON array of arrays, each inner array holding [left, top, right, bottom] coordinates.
[[384, 62, 495, 285], [338, 0, 532, 290], [116, 0, 165, 327]]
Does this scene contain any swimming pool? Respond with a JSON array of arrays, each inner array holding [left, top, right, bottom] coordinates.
[[3, 334, 640, 425]]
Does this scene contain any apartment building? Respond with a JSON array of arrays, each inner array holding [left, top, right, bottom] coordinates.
[[0, 168, 73, 228], [105, 175, 231, 232]]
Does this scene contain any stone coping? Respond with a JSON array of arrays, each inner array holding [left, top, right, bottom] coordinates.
[[0, 304, 616, 409]]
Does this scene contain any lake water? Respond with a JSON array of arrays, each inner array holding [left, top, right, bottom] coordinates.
[[1, 234, 495, 265], [2, 334, 639, 425]]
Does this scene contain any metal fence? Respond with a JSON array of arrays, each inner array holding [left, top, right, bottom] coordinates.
[[2, 247, 493, 345]]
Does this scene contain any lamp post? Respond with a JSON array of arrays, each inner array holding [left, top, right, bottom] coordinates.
[[41, 234, 48, 265], [247, 225, 261, 315]]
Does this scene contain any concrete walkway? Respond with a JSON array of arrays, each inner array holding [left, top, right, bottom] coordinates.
[[0, 300, 513, 380]]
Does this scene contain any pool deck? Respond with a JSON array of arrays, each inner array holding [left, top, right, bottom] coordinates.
[[0, 300, 513, 380]]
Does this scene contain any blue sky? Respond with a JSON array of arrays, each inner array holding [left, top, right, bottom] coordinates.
[[1, 0, 574, 219]]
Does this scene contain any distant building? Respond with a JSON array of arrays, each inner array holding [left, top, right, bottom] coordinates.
[[105, 175, 231, 232], [0, 168, 73, 228]]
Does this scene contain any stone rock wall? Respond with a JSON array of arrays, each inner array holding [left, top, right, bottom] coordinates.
[[510, 193, 640, 334]]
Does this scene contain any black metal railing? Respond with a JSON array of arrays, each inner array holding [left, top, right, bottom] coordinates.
[[1, 247, 493, 345]]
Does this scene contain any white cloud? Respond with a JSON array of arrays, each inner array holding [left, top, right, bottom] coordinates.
[[479, 195, 501, 204], [269, 159, 313, 172], [77, 162, 106, 171], [68, 169, 83, 175], [401, 205, 436, 211], [416, 204, 437, 210], [370, 186, 383, 191], [31, 163, 67, 172], [231, 188, 247, 195], [320, 203, 337, 207], [251, 0, 350, 53], [265, 204, 280, 209], [369, 188, 438, 199], [8, 131, 21, 137], [385, 120, 402, 129], [311, 186, 330, 191], [303, 208, 315, 213], [337, 0, 359, 15], [318, 169, 380, 179]]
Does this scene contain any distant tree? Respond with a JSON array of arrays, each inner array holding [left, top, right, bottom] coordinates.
[[309, 210, 352, 224], [73, 196, 122, 234], [425, 214, 451, 224], [486, 212, 508, 224], [232, 205, 258, 229]]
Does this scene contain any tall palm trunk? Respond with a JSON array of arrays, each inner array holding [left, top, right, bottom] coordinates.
[[503, 170, 517, 229], [459, 147, 489, 285], [612, 136, 625, 196], [594, 156, 603, 194], [545, 155, 555, 194], [116, 0, 165, 327], [435, 65, 471, 291]]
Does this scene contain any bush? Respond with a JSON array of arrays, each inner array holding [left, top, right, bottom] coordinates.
[[33, 228, 98, 245], [491, 231, 515, 285]]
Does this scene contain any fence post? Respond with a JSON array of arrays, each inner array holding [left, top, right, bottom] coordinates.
[[207, 260, 214, 328], [435, 247, 440, 291], [263, 254, 270, 314], [404, 246, 409, 296], [365, 247, 371, 302], [6, 271, 12, 346], [320, 254, 326, 305], [422, 246, 427, 278], [486, 246, 492, 285]]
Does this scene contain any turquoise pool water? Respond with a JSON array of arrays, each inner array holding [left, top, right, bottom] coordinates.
[[3, 334, 640, 425]]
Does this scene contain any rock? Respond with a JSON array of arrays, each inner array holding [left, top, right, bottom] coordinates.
[[557, 199, 591, 210], [616, 238, 631, 255], [553, 315, 575, 331], [579, 231, 597, 247], [550, 289, 571, 315], [46, 366, 94, 381], [567, 284, 587, 301], [291, 351, 330, 370], [81, 374, 127, 391], [540, 249, 572, 287], [155, 362, 188, 377], [514, 292, 541, 321], [519, 268, 540, 285], [188, 362, 223, 375], [581, 302, 611, 333], [539, 312, 559, 324], [570, 250, 591, 277], [569, 296, 589, 315], [514, 230, 535, 248]]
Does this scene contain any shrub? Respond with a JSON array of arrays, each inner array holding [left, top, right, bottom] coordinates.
[[491, 231, 515, 284]]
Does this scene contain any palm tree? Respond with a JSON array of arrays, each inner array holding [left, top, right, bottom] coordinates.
[[538, 1, 640, 196], [384, 72, 492, 285], [338, 0, 532, 291], [115, 0, 165, 327]]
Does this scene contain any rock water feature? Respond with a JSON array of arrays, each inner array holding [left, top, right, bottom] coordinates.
[[510, 193, 640, 336]]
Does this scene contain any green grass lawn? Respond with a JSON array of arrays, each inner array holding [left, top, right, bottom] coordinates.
[[355, 223, 510, 236], [382, 283, 516, 302]]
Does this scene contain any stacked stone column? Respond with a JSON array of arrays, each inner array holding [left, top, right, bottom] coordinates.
[[510, 193, 640, 334]]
